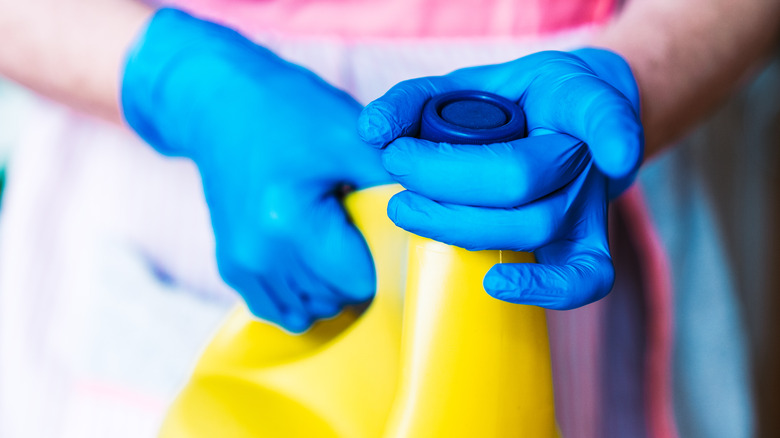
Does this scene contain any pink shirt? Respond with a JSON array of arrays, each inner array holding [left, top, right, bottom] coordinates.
[[157, 0, 617, 39]]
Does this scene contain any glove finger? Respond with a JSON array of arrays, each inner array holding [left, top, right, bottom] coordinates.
[[259, 272, 312, 333], [358, 76, 462, 147], [381, 134, 588, 207], [301, 295, 343, 320], [215, 230, 313, 332], [387, 189, 568, 252], [216, 260, 286, 328], [300, 195, 377, 304], [569, 48, 641, 111], [483, 241, 614, 309], [316, 120, 393, 190], [289, 280, 343, 320], [523, 62, 643, 180], [291, 261, 349, 319]]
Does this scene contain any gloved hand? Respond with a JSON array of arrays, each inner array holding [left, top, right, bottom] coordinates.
[[122, 8, 390, 332], [358, 49, 643, 309]]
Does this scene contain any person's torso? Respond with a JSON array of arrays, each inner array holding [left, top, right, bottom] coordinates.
[[157, 0, 617, 39]]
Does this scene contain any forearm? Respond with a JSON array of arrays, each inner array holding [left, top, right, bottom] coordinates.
[[595, 0, 780, 159], [0, 0, 153, 123]]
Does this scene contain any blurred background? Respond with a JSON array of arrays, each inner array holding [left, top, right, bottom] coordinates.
[[0, 21, 778, 438]]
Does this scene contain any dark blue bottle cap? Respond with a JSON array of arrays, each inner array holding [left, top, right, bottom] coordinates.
[[419, 90, 526, 144]]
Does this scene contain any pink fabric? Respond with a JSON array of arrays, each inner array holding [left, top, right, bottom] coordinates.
[[152, 2, 630, 437], [159, 0, 617, 40], [547, 302, 606, 438], [618, 186, 679, 438], [548, 186, 680, 438], [538, 0, 616, 34]]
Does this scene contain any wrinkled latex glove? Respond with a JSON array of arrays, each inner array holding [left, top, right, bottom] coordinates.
[[358, 49, 642, 309], [122, 8, 390, 332]]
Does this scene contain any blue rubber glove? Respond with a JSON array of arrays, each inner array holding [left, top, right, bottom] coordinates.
[[358, 49, 643, 309], [122, 8, 390, 332]]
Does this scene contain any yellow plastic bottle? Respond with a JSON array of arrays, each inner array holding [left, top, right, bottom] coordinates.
[[159, 185, 407, 438], [160, 91, 559, 437], [159, 185, 559, 437], [383, 235, 558, 437]]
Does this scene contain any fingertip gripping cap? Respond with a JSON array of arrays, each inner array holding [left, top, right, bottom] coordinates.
[[420, 91, 526, 144]]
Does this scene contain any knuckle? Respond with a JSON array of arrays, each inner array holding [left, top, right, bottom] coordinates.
[[554, 294, 578, 311], [246, 299, 281, 323]]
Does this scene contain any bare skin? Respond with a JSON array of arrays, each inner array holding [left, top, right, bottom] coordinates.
[[1, 0, 778, 158], [594, 0, 780, 158], [0, 0, 152, 123], [0, 1, 778, 433]]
